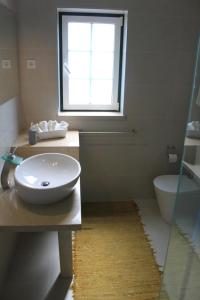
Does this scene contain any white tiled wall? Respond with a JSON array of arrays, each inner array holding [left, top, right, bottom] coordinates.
[[0, 97, 19, 161], [17, 0, 200, 201], [0, 99, 19, 292], [0, 0, 20, 291]]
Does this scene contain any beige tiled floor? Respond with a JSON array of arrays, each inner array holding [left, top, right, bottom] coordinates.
[[160, 226, 200, 300]]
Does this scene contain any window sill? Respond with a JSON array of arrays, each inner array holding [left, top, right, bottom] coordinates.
[[58, 111, 127, 120]]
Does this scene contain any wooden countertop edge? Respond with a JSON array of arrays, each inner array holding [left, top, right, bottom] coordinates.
[[0, 224, 82, 232]]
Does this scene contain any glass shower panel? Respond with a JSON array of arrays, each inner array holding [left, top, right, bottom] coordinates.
[[160, 36, 200, 300]]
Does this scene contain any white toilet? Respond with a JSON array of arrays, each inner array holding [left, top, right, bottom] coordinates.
[[153, 175, 199, 224]]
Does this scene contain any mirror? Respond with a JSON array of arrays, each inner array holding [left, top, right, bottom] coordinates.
[[0, 2, 18, 104]]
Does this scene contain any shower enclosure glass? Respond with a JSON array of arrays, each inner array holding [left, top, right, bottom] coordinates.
[[160, 36, 200, 300]]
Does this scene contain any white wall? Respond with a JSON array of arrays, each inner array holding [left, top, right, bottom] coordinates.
[[0, 99, 19, 291], [17, 0, 200, 201], [0, 0, 20, 291]]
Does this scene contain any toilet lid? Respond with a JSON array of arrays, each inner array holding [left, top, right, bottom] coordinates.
[[153, 175, 199, 193]]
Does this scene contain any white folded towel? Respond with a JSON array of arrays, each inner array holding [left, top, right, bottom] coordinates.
[[187, 121, 200, 131], [30, 120, 69, 133]]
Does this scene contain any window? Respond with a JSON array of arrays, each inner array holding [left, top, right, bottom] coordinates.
[[58, 10, 127, 112]]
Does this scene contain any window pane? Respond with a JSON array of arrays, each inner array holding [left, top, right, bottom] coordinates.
[[91, 80, 113, 104], [68, 52, 90, 78], [92, 24, 115, 52], [68, 23, 91, 51], [92, 52, 114, 79], [69, 79, 90, 104]]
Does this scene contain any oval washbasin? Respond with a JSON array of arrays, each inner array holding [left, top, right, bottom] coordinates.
[[14, 153, 81, 205]]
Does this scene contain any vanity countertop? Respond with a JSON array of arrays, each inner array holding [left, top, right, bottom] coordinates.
[[0, 180, 81, 232], [184, 137, 200, 146], [14, 130, 79, 148], [14, 130, 80, 160]]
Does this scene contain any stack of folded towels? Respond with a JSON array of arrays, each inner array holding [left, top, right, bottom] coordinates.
[[30, 120, 69, 139], [187, 121, 200, 138]]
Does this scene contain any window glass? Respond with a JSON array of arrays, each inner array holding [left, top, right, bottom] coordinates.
[[91, 80, 113, 104], [92, 24, 115, 52], [91, 52, 114, 79], [69, 79, 90, 104], [68, 23, 91, 51], [68, 52, 90, 79]]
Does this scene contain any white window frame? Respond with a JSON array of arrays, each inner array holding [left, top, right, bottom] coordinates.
[[59, 11, 126, 112]]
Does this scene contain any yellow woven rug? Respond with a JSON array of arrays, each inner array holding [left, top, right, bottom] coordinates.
[[72, 201, 161, 300]]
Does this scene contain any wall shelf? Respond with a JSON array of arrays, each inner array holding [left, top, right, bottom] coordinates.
[[184, 137, 200, 146], [183, 161, 200, 179]]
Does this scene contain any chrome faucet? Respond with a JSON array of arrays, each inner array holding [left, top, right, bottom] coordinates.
[[1, 146, 17, 190]]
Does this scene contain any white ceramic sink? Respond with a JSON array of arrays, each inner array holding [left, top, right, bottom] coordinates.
[[14, 153, 81, 205]]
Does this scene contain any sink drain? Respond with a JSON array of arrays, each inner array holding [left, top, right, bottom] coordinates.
[[41, 181, 50, 187]]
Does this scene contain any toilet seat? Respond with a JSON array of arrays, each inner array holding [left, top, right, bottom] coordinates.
[[153, 175, 199, 194]]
